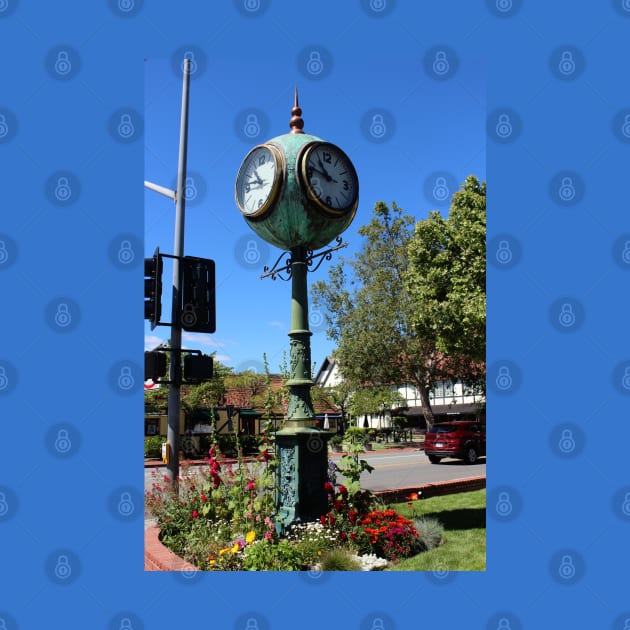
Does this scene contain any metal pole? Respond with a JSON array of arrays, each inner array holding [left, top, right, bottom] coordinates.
[[166, 57, 191, 487]]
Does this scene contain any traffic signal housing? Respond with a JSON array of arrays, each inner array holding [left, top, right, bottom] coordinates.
[[144, 247, 163, 330], [181, 256, 215, 333], [144, 351, 167, 381], [184, 354, 213, 382]]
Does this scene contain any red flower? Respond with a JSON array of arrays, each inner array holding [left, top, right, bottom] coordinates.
[[340, 532, 347, 541], [192, 510, 199, 518], [200, 494, 207, 503], [334, 499, 343, 511], [324, 482, 334, 494], [328, 512, 335, 526], [247, 481, 256, 491], [320, 515, 327, 526], [338, 485, 348, 496], [350, 532, 357, 541], [349, 509, 357, 524]]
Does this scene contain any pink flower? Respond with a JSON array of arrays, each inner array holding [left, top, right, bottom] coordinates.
[[247, 481, 256, 491], [265, 531, 272, 540], [192, 510, 199, 518]]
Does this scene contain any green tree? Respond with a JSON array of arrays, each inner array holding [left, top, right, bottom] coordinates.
[[313, 201, 446, 429], [405, 175, 486, 380]]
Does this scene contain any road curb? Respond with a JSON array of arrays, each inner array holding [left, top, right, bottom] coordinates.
[[373, 476, 486, 504]]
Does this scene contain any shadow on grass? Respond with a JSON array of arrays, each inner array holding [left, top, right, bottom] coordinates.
[[420, 507, 486, 531]]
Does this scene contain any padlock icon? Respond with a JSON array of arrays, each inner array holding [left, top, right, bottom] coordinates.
[[496, 365, 512, 391], [432, 176, 449, 201], [0, 366, 8, 390], [621, 241, 630, 265], [117, 113, 135, 139], [495, 0, 512, 12], [117, 492, 135, 517], [0, 240, 9, 265], [118, 366, 134, 390], [54, 554, 72, 580], [54, 51, 72, 76], [118, 0, 134, 12], [245, 619, 259, 630], [307, 51, 324, 75], [243, 0, 260, 11], [558, 176, 575, 201], [0, 114, 8, 138], [624, 0, 630, 12], [558, 303, 576, 328], [558, 554, 575, 579], [119, 618, 134, 630], [243, 113, 260, 138], [623, 618, 630, 630], [370, 0, 387, 12], [0, 492, 8, 517], [369, 114, 386, 138], [622, 492, 630, 516], [0, 0, 7, 12], [495, 491, 513, 517], [184, 176, 197, 201], [432, 51, 449, 76], [558, 429, 575, 453], [244, 240, 261, 265], [117, 240, 135, 264], [55, 429, 72, 453], [183, 51, 198, 75], [622, 115, 630, 139], [54, 176, 72, 202], [54, 303, 72, 328], [495, 114, 513, 138], [622, 366, 630, 390], [497, 619, 512, 630], [371, 618, 385, 630], [0, 617, 7, 630], [496, 240, 513, 264], [558, 51, 575, 76], [181, 303, 198, 328]]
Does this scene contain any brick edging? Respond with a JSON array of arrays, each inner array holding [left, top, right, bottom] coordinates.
[[373, 476, 486, 504], [144, 526, 199, 572], [144, 477, 485, 571]]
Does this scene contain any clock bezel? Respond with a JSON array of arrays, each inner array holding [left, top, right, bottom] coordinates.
[[235, 143, 285, 219], [297, 141, 359, 217]]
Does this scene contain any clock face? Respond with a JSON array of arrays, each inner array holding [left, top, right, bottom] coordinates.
[[235, 144, 284, 218], [300, 142, 358, 215]]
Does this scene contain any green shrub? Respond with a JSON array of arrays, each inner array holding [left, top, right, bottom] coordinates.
[[144, 435, 165, 458], [413, 517, 444, 551], [319, 548, 361, 571]]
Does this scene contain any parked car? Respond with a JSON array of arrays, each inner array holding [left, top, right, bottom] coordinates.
[[423, 420, 486, 464]]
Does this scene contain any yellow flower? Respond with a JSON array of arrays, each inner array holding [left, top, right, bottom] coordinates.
[[219, 548, 231, 556], [246, 531, 256, 544], [231, 542, 240, 554]]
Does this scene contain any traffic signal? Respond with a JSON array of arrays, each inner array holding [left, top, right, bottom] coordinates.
[[184, 354, 213, 382], [144, 351, 167, 381], [144, 247, 163, 330], [181, 256, 215, 333]]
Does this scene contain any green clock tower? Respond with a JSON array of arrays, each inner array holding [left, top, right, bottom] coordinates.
[[235, 89, 359, 533]]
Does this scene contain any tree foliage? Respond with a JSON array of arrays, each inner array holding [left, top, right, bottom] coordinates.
[[406, 175, 486, 372], [312, 177, 486, 430]]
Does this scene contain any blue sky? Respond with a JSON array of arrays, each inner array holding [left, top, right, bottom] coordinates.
[[144, 24, 485, 375]]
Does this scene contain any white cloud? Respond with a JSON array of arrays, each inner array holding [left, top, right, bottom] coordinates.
[[145, 334, 166, 351], [268, 321, 285, 330], [181, 332, 226, 348]]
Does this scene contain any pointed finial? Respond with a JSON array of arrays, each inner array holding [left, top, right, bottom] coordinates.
[[289, 85, 304, 134]]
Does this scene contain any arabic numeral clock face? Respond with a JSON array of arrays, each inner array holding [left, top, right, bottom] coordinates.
[[235, 144, 284, 218], [300, 142, 358, 216]]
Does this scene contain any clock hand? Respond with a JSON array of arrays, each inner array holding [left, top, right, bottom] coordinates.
[[316, 158, 333, 182]]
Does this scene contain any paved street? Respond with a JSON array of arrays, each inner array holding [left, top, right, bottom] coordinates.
[[145, 449, 486, 499]]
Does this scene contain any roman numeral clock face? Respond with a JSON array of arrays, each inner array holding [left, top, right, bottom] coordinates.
[[300, 142, 358, 216], [235, 144, 284, 218]]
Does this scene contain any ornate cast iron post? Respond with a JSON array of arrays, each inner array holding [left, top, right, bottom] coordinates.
[[234, 90, 359, 533]]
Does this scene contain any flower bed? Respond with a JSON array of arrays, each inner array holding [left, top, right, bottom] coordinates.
[[145, 436, 435, 571]]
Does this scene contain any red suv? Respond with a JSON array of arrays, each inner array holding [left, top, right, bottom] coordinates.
[[423, 421, 486, 465]]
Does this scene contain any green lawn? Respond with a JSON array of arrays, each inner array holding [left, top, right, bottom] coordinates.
[[385, 489, 486, 571]]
